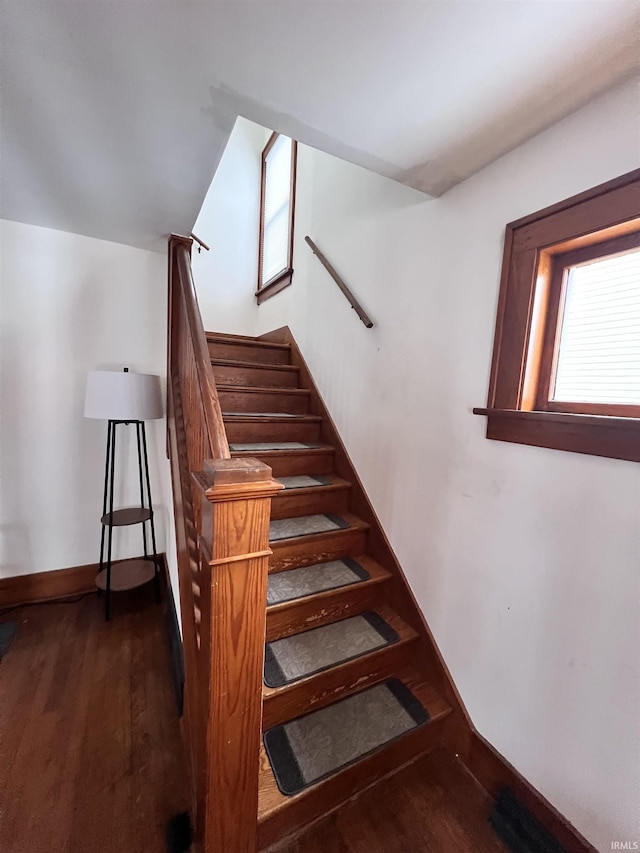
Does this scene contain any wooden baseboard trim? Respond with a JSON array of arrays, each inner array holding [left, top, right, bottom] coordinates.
[[466, 733, 597, 853], [0, 554, 167, 610]]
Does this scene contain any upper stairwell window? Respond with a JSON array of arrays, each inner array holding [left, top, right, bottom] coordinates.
[[257, 133, 297, 304], [475, 169, 640, 462]]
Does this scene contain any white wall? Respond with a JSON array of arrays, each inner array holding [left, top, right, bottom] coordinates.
[[193, 76, 640, 851], [191, 117, 270, 335], [0, 220, 178, 604]]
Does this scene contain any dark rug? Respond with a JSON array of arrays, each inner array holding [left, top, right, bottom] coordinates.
[[0, 622, 17, 661], [264, 679, 430, 795], [264, 611, 399, 687], [267, 557, 369, 605]]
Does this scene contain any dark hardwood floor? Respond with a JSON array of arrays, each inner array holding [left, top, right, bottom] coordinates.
[[270, 749, 510, 853], [0, 586, 189, 853], [0, 585, 508, 853]]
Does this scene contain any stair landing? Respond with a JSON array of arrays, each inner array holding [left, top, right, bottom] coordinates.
[[267, 747, 510, 853]]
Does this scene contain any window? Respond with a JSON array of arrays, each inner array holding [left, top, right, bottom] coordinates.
[[257, 133, 297, 304], [475, 169, 640, 462]]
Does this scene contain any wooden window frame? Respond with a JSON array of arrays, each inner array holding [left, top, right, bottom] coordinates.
[[474, 169, 640, 463], [256, 132, 297, 305]]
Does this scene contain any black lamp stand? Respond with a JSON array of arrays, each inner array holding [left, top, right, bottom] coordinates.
[[97, 419, 161, 620]]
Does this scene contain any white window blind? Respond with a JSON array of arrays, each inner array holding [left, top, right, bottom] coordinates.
[[552, 248, 640, 405], [261, 135, 293, 286]]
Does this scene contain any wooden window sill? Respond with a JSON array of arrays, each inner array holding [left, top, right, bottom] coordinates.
[[472, 408, 640, 463], [256, 269, 293, 304]]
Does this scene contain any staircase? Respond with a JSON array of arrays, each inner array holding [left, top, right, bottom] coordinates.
[[167, 236, 591, 853], [207, 330, 465, 848]]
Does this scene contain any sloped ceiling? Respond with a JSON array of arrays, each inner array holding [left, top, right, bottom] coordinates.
[[1, 0, 638, 251]]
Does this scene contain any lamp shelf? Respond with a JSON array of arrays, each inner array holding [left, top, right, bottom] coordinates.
[[95, 559, 157, 592], [100, 507, 152, 527]]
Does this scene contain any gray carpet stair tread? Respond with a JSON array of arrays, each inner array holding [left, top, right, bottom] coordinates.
[[277, 475, 331, 490], [264, 612, 399, 687], [267, 558, 369, 605], [269, 514, 349, 542], [263, 679, 430, 795]]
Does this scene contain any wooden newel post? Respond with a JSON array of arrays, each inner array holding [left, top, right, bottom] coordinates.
[[193, 457, 283, 853]]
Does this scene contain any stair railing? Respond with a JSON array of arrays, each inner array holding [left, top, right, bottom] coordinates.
[[167, 235, 282, 853], [305, 235, 374, 328]]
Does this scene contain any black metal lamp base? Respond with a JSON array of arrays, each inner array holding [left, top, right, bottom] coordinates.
[[98, 419, 161, 620]]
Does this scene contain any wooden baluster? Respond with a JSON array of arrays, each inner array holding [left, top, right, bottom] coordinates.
[[193, 458, 283, 853]]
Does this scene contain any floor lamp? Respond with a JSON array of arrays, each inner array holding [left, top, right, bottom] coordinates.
[[84, 368, 163, 620]]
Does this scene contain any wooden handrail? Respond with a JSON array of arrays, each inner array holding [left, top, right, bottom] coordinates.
[[173, 237, 228, 460], [190, 232, 211, 252], [172, 237, 229, 460], [305, 236, 374, 328], [166, 235, 283, 852]]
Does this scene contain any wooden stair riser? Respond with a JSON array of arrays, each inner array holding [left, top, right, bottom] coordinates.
[[233, 449, 334, 477], [266, 575, 392, 642], [271, 484, 351, 520], [257, 706, 451, 849], [212, 361, 300, 389], [207, 338, 292, 365], [223, 419, 322, 444], [218, 387, 310, 415], [269, 527, 368, 573], [262, 637, 419, 729]]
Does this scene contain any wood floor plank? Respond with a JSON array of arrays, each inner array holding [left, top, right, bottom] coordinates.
[[269, 749, 510, 853], [1, 581, 511, 853], [0, 586, 189, 853]]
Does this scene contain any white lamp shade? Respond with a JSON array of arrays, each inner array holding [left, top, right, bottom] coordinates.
[[84, 370, 163, 420]]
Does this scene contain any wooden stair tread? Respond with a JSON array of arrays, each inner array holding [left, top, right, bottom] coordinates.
[[262, 605, 418, 700], [274, 475, 351, 495], [257, 663, 452, 827], [261, 620, 420, 728], [205, 331, 257, 341], [222, 413, 322, 423], [218, 384, 309, 396], [206, 332, 291, 352], [269, 524, 369, 573], [231, 444, 334, 457], [211, 356, 299, 373], [266, 557, 393, 640]]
